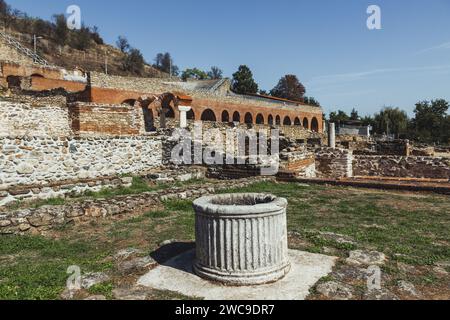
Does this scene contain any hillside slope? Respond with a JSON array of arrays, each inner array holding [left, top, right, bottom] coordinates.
[[1, 29, 169, 78]]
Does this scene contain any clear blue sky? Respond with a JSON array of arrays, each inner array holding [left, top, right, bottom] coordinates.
[[7, 0, 450, 116]]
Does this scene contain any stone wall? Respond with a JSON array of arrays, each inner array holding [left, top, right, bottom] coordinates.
[[315, 148, 353, 178], [0, 177, 271, 235], [353, 155, 450, 179], [0, 38, 34, 66], [0, 135, 162, 206], [0, 101, 71, 137]]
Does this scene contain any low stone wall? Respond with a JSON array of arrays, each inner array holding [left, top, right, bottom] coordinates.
[[353, 155, 450, 179], [0, 101, 71, 137], [315, 148, 353, 178], [0, 135, 162, 206], [280, 150, 316, 178], [0, 177, 271, 235]]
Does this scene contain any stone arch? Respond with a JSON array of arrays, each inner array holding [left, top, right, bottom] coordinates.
[[268, 115, 274, 125], [311, 117, 319, 132], [232, 111, 240, 122], [244, 112, 253, 124], [122, 99, 136, 106], [275, 115, 281, 125], [201, 109, 217, 122], [294, 117, 301, 126], [222, 110, 230, 122], [256, 114, 264, 125], [283, 116, 292, 126], [303, 118, 309, 129]]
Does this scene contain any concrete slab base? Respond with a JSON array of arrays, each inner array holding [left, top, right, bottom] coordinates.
[[138, 249, 337, 300]]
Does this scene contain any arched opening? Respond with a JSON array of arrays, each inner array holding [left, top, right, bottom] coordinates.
[[244, 112, 253, 124], [221, 110, 230, 122], [256, 114, 264, 124], [303, 118, 309, 129], [232, 111, 240, 122], [165, 105, 175, 118], [142, 107, 155, 132], [268, 115, 274, 125], [187, 109, 195, 120], [122, 99, 136, 106], [30, 73, 44, 78], [294, 117, 301, 126], [6, 75, 21, 89], [201, 109, 216, 122], [275, 116, 281, 126], [283, 116, 292, 126], [311, 117, 319, 132]]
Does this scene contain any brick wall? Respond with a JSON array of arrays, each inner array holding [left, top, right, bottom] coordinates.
[[69, 102, 143, 136], [30, 77, 86, 93]]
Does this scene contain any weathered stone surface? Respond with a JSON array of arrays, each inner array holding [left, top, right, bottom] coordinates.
[[397, 280, 420, 297], [117, 256, 156, 275], [80, 272, 110, 289], [346, 250, 386, 266], [193, 193, 290, 285], [84, 295, 106, 300], [316, 281, 353, 300], [364, 288, 399, 300], [318, 232, 356, 246], [112, 287, 150, 300], [114, 248, 143, 261]]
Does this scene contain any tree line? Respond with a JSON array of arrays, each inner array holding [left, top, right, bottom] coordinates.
[[329, 100, 450, 144]]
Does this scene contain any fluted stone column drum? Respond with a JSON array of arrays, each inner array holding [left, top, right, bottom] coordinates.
[[193, 193, 291, 286]]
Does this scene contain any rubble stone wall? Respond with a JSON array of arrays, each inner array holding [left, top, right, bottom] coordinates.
[[0, 135, 162, 206], [0, 101, 71, 137], [353, 155, 450, 179], [315, 148, 353, 178]]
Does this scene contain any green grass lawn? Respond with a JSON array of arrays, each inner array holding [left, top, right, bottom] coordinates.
[[0, 181, 449, 300]]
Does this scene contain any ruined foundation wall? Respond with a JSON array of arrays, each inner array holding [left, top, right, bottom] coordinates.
[[315, 148, 353, 178], [353, 155, 450, 179], [0, 101, 71, 137]]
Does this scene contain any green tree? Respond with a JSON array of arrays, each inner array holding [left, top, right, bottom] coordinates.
[[373, 107, 408, 137], [232, 65, 258, 94], [181, 68, 208, 81], [304, 96, 321, 107], [329, 110, 349, 123], [270, 74, 305, 101], [207, 66, 223, 80], [153, 52, 179, 76], [73, 24, 91, 50], [122, 48, 145, 76], [350, 108, 360, 121], [116, 36, 130, 53], [411, 99, 449, 143]]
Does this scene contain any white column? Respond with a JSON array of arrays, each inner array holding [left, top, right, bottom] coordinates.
[[178, 106, 192, 128], [328, 122, 336, 149]]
